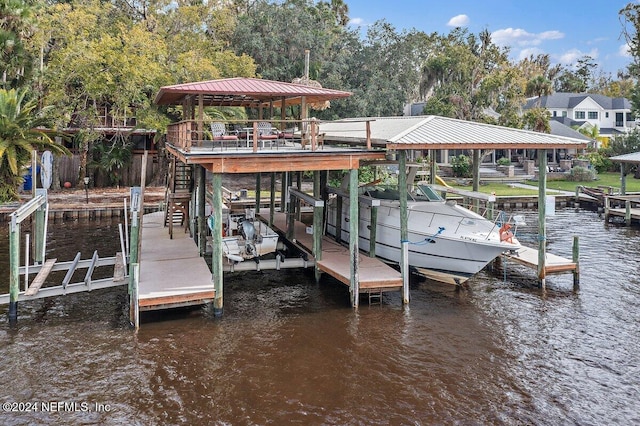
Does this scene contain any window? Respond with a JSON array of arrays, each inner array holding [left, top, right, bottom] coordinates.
[[627, 112, 635, 122], [588, 111, 598, 119], [575, 111, 585, 119], [605, 112, 609, 118], [553, 111, 557, 117], [562, 111, 567, 117]]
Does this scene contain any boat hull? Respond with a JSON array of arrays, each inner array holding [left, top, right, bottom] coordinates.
[[326, 198, 518, 282]]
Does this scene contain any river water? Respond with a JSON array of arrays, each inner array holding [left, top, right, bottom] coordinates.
[[0, 208, 638, 425]]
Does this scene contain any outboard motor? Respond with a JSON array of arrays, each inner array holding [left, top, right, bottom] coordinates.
[[240, 219, 257, 257]]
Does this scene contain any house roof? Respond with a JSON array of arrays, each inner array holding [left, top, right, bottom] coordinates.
[[154, 77, 352, 108], [549, 120, 591, 141], [524, 93, 631, 110], [610, 152, 640, 163], [319, 115, 589, 150]]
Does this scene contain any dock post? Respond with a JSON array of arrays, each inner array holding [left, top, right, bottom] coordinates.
[[130, 263, 140, 329], [280, 172, 287, 212], [537, 149, 547, 290], [313, 199, 323, 283], [349, 168, 359, 308], [212, 173, 224, 316], [34, 194, 46, 265], [128, 210, 139, 296], [255, 173, 261, 215], [402, 241, 409, 304], [269, 172, 276, 227], [604, 196, 610, 222], [335, 196, 343, 243], [472, 150, 480, 213], [197, 165, 206, 256], [572, 236, 580, 289], [8, 217, 20, 323], [369, 205, 378, 258], [625, 200, 631, 226], [399, 151, 409, 304], [620, 164, 626, 196]]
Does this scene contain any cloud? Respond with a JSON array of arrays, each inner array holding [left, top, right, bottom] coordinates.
[[492, 28, 564, 47], [447, 14, 469, 27], [556, 48, 599, 65], [348, 17, 365, 26], [518, 47, 544, 60], [620, 43, 631, 57]]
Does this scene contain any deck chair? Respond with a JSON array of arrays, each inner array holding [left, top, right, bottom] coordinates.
[[210, 122, 239, 146], [257, 122, 279, 147]]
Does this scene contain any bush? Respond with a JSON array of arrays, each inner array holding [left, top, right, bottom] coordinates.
[[497, 157, 511, 166], [583, 150, 612, 173], [567, 166, 596, 182], [451, 154, 472, 178]]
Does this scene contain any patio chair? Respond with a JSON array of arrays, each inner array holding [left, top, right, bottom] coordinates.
[[257, 121, 279, 148], [210, 122, 239, 146]]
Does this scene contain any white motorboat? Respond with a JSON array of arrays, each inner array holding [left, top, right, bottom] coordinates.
[[325, 184, 522, 284], [209, 209, 280, 263]]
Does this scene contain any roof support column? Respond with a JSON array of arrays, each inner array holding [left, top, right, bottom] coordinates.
[[211, 172, 224, 316], [537, 149, 547, 290], [399, 150, 409, 305], [349, 168, 359, 308]]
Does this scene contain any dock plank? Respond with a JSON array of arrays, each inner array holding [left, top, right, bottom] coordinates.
[[505, 246, 577, 275], [25, 258, 57, 296], [269, 212, 402, 291], [138, 212, 215, 311]]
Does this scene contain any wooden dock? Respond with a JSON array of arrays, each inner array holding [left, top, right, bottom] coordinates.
[[269, 212, 403, 293], [504, 246, 577, 275], [604, 194, 640, 224], [138, 211, 215, 311]]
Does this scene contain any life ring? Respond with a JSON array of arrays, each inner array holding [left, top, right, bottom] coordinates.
[[499, 223, 514, 243]]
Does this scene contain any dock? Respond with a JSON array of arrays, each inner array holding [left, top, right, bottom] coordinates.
[[269, 212, 403, 294], [604, 194, 640, 225], [504, 246, 578, 276], [137, 211, 215, 311]]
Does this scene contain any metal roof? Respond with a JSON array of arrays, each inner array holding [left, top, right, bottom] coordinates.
[[154, 77, 352, 108], [319, 115, 589, 150], [610, 152, 640, 163]]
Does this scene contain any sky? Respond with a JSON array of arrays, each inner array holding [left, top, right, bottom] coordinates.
[[346, 0, 635, 76]]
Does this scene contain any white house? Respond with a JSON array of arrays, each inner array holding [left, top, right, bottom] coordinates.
[[523, 93, 635, 147]]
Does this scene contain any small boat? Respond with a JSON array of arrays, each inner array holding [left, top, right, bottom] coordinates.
[[325, 183, 522, 284], [209, 209, 280, 263]]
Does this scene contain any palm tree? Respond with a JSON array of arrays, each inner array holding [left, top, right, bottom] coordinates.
[[526, 75, 553, 100], [0, 88, 70, 202]]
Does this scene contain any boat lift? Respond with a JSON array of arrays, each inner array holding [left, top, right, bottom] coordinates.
[[3, 188, 132, 324]]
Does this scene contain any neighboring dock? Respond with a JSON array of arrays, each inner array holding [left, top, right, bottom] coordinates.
[[604, 194, 640, 225], [269, 212, 403, 296], [137, 211, 215, 311]]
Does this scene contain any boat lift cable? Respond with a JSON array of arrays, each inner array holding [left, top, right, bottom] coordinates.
[[402, 226, 445, 245]]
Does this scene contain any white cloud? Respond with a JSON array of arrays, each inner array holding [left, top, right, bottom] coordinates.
[[556, 48, 599, 66], [518, 47, 544, 60], [348, 17, 365, 26], [492, 28, 564, 47], [620, 43, 631, 57], [447, 14, 469, 27]]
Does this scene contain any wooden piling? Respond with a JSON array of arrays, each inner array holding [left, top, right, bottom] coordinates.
[[399, 151, 409, 304], [572, 236, 580, 289], [349, 168, 359, 308], [212, 173, 224, 316], [537, 149, 547, 290]]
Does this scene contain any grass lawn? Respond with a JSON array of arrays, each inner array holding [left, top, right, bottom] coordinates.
[[449, 172, 640, 196]]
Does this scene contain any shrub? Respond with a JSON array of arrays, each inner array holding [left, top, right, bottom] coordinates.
[[567, 166, 596, 182], [451, 154, 471, 178], [497, 157, 511, 166]]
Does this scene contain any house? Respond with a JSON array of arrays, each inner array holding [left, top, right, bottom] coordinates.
[[523, 93, 635, 148]]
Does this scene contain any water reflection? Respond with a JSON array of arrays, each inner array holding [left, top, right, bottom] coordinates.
[[0, 209, 639, 424]]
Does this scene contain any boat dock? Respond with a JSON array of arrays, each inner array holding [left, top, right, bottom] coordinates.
[[269, 212, 403, 295], [137, 211, 215, 311], [604, 194, 640, 225], [502, 242, 579, 288]]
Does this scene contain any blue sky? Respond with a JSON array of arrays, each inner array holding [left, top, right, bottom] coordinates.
[[346, 0, 634, 75]]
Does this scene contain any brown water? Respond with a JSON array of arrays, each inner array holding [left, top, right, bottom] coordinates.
[[0, 209, 639, 425]]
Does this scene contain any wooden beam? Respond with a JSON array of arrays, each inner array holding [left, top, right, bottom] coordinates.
[[25, 258, 57, 296]]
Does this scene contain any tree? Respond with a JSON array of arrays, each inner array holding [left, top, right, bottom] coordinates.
[[522, 107, 551, 133], [525, 75, 553, 99], [0, 88, 69, 202], [0, 0, 35, 89]]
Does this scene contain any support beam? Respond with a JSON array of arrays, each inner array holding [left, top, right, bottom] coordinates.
[[212, 173, 224, 316], [8, 219, 20, 323], [255, 173, 261, 214], [197, 165, 206, 256], [269, 172, 276, 227], [399, 151, 409, 305], [537, 149, 547, 289], [349, 168, 359, 308]]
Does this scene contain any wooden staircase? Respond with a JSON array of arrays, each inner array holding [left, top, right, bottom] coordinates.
[[164, 156, 193, 239]]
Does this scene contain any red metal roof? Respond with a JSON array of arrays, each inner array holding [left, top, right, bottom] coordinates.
[[154, 77, 352, 107]]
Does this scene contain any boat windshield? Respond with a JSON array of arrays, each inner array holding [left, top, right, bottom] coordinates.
[[416, 184, 444, 201]]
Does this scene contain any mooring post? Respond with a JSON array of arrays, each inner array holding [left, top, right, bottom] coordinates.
[[130, 263, 140, 329], [572, 235, 580, 289], [212, 173, 224, 317], [625, 200, 631, 226], [255, 173, 261, 215], [280, 172, 287, 212], [269, 172, 276, 227], [620, 163, 627, 196], [197, 165, 206, 256], [537, 149, 547, 290], [313, 200, 323, 283], [349, 168, 359, 308], [8, 217, 20, 323], [369, 205, 378, 258], [33, 191, 47, 265], [399, 150, 409, 304], [128, 210, 139, 296]]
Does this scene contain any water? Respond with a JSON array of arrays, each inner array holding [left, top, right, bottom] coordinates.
[[0, 209, 639, 425]]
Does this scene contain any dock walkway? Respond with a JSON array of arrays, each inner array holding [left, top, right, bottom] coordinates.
[[138, 211, 214, 311], [504, 246, 577, 275], [269, 212, 403, 293]]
